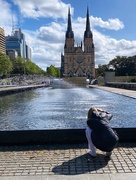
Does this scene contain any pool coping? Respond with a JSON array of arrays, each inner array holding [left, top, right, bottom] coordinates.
[[0, 128, 135, 146]]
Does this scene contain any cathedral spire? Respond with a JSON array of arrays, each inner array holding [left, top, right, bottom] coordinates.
[[66, 7, 74, 38], [84, 6, 92, 38], [67, 7, 72, 32], [86, 6, 90, 32]]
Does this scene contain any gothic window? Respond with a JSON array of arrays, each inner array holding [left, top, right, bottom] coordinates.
[[87, 46, 91, 52], [88, 57, 90, 62]]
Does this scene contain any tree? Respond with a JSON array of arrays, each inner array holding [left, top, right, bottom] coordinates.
[[11, 56, 25, 74], [0, 52, 13, 76], [25, 60, 45, 74], [109, 56, 136, 76], [46, 65, 60, 77], [95, 64, 108, 77], [10, 57, 46, 75], [96, 55, 136, 77]]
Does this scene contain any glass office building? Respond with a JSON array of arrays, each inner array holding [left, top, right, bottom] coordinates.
[[6, 28, 31, 60], [26, 44, 31, 60]]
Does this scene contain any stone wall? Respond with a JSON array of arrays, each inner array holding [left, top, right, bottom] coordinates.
[[64, 77, 87, 86], [97, 76, 136, 87], [106, 82, 136, 90]]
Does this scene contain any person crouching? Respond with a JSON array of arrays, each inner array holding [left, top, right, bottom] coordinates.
[[85, 107, 119, 157]]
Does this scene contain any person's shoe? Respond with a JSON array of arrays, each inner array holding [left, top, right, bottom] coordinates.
[[105, 152, 112, 157], [89, 151, 96, 157]]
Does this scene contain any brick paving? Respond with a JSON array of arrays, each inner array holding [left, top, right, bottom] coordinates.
[[0, 143, 135, 177]]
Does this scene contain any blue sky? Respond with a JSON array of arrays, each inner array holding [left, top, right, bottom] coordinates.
[[0, 0, 136, 70]]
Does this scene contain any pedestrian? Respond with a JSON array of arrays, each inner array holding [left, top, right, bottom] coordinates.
[[85, 107, 119, 157]]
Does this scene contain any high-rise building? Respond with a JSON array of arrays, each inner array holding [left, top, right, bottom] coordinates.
[[26, 44, 31, 60], [61, 7, 95, 79], [5, 28, 31, 60], [0, 27, 6, 54]]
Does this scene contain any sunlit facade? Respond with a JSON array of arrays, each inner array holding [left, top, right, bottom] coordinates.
[[26, 44, 31, 60], [61, 8, 95, 79], [0, 27, 6, 54]]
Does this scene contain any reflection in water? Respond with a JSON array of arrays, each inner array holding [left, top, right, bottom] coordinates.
[[0, 79, 136, 130]]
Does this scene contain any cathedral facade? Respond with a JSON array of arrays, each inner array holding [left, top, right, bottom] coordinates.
[[60, 7, 95, 79]]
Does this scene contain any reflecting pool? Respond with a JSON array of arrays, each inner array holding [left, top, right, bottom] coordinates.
[[0, 79, 135, 130]]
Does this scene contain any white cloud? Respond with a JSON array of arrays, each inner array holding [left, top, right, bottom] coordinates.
[[37, 22, 65, 43], [23, 29, 63, 70], [0, 0, 18, 35], [93, 30, 136, 66], [91, 16, 124, 30], [12, 0, 73, 19]]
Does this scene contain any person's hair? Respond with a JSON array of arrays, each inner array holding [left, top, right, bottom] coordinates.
[[88, 107, 98, 119]]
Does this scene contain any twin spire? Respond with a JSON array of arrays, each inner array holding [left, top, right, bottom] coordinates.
[[86, 7, 91, 33], [66, 7, 74, 38], [66, 6, 92, 39], [84, 6, 92, 38], [67, 7, 72, 32]]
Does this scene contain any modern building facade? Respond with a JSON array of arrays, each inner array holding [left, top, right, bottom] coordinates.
[[61, 8, 95, 79], [5, 28, 31, 60], [26, 44, 31, 60], [0, 27, 6, 54]]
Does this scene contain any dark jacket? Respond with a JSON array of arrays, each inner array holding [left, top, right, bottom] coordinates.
[[87, 111, 119, 152]]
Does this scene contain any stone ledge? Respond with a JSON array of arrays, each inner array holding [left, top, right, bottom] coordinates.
[[106, 82, 136, 90], [0, 128, 135, 146], [0, 84, 49, 96]]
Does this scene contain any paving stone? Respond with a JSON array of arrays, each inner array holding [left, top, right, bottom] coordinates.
[[0, 143, 135, 177]]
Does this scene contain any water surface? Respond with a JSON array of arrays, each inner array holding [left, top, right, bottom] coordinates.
[[0, 79, 135, 130]]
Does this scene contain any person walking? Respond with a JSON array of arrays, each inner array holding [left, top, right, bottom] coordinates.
[[85, 107, 119, 157]]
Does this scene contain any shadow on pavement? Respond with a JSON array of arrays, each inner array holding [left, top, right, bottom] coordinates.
[[52, 153, 110, 175]]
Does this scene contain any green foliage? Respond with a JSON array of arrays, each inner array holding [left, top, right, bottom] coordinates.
[[0, 52, 46, 76], [130, 78, 136, 82], [109, 56, 136, 76], [46, 65, 60, 77], [0, 52, 13, 76], [0, 52, 59, 77], [25, 60, 45, 75], [10, 57, 46, 75], [96, 64, 108, 77], [96, 55, 136, 77], [11, 56, 25, 74]]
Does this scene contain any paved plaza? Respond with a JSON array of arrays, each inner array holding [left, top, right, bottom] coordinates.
[[0, 143, 136, 179]]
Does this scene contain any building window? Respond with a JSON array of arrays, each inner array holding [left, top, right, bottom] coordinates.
[[88, 57, 90, 62], [89, 46, 91, 51]]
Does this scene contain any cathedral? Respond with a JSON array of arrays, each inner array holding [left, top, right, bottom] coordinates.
[[60, 7, 95, 79]]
